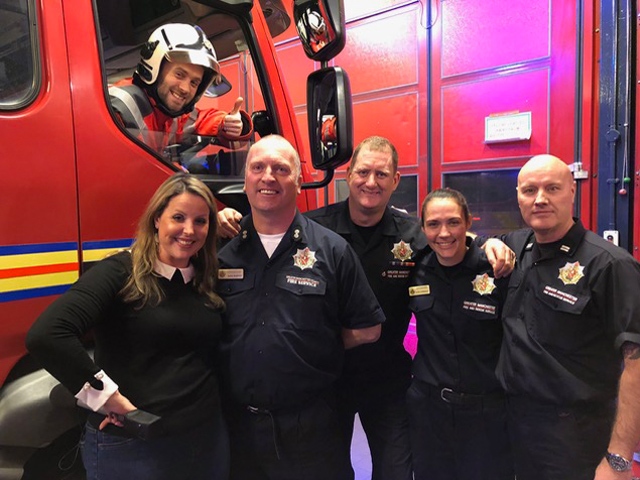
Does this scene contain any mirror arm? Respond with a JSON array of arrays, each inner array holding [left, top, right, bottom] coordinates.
[[301, 168, 335, 189]]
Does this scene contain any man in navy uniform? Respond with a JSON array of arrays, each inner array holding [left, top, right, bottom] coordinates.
[[303, 136, 424, 480], [497, 154, 640, 480], [217, 135, 385, 480]]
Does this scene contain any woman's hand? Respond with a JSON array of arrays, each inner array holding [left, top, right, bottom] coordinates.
[[98, 390, 137, 430]]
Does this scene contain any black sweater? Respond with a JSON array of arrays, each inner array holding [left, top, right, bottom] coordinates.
[[26, 251, 223, 435]]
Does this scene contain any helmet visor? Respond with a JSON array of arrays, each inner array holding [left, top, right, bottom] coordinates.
[[166, 50, 220, 75]]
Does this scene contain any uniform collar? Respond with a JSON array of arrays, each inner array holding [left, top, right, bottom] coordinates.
[[334, 201, 353, 235], [239, 210, 308, 246], [288, 212, 307, 244], [460, 237, 484, 269], [380, 207, 401, 236], [154, 260, 195, 283], [337, 200, 397, 236], [530, 218, 586, 260]]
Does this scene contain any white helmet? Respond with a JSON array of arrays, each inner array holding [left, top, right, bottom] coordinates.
[[307, 10, 327, 35], [134, 23, 220, 116]]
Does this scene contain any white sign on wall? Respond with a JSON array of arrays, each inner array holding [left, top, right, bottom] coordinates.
[[484, 111, 532, 144]]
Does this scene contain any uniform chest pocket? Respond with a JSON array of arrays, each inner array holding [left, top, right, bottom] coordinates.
[[529, 283, 592, 351], [218, 272, 255, 297], [275, 272, 327, 296], [409, 294, 435, 314], [459, 295, 500, 321], [218, 273, 257, 327], [534, 284, 590, 315], [381, 264, 413, 282]]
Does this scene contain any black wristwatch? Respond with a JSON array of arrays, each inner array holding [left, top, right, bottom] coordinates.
[[605, 452, 632, 472]]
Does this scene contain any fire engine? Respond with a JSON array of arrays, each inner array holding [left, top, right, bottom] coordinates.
[[0, 0, 351, 477]]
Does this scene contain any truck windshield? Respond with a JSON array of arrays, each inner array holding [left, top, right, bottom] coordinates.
[[98, 0, 281, 179]]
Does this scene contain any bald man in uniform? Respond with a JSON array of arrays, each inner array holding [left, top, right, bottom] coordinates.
[[496, 154, 640, 480]]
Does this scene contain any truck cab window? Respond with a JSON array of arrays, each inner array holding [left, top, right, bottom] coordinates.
[[444, 170, 527, 236], [0, 0, 39, 109], [99, 1, 270, 178]]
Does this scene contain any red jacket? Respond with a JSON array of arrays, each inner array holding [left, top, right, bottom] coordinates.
[[109, 81, 252, 153]]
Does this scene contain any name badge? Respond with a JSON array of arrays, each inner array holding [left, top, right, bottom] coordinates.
[[218, 268, 244, 280], [409, 285, 430, 296]]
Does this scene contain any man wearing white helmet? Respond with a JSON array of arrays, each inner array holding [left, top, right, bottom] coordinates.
[[110, 23, 252, 161]]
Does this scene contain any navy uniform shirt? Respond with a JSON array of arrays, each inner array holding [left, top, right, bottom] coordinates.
[[217, 211, 385, 410], [306, 201, 427, 395], [408, 240, 509, 393], [498, 220, 640, 405]]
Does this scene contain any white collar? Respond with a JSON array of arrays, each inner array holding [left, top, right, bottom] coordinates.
[[154, 260, 195, 283]]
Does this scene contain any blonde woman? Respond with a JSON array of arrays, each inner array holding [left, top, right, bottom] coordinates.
[[27, 173, 228, 480]]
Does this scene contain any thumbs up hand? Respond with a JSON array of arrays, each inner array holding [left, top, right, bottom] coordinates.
[[221, 97, 244, 138]]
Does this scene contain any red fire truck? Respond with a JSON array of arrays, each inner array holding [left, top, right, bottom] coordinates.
[[0, 0, 351, 477]]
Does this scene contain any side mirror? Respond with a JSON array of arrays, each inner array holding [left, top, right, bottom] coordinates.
[[204, 74, 232, 98], [293, 0, 346, 62], [251, 110, 275, 137], [306, 66, 352, 174]]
